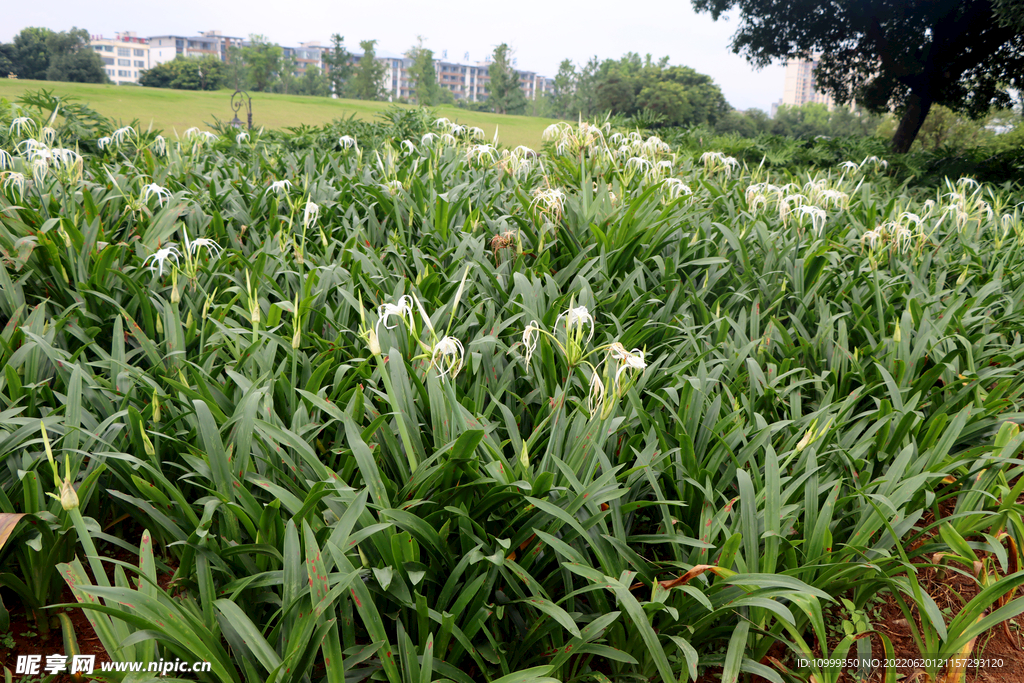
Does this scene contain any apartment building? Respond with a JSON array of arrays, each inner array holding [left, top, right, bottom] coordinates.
[[149, 31, 243, 67], [284, 42, 325, 76], [88, 32, 150, 85], [781, 53, 836, 109]]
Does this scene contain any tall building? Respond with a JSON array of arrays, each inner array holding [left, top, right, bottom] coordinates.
[[88, 32, 150, 85], [284, 42, 326, 76], [149, 31, 243, 67], [781, 53, 836, 109]]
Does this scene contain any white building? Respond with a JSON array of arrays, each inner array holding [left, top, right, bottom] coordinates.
[[148, 31, 243, 67], [782, 53, 836, 109], [88, 32, 150, 85]]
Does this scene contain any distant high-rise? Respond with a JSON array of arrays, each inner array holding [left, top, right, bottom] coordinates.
[[782, 53, 836, 109], [88, 32, 151, 85]]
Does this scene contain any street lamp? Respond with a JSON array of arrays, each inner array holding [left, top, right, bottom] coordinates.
[[230, 89, 252, 130]]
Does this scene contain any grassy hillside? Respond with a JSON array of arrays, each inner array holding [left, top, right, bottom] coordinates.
[[0, 79, 551, 148]]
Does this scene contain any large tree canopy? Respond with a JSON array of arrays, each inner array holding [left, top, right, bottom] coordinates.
[[691, 0, 1024, 152]]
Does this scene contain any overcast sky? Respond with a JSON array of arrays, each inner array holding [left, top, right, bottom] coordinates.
[[3, 0, 788, 111]]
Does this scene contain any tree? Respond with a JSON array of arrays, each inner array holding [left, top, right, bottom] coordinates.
[[45, 32, 108, 84], [12, 27, 55, 80], [139, 55, 226, 90], [0, 44, 18, 78], [407, 37, 441, 106], [691, 0, 1024, 153], [550, 59, 577, 119], [352, 40, 387, 100], [573, 57, 602, 119], [299, 65, 330, 97], [275, 55, 299, 94], [234, 35, 283, 92], [322, 35, 354, 98], [487, 44, 527, 115], [636, 81, 693, 126]]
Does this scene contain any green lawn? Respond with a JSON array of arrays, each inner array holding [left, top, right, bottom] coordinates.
[[0, 79, 552, 148]]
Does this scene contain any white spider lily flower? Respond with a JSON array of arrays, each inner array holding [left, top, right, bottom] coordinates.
[[664, 178, 692, 200], [439, 133, 458, 147], [898, 211, 924, 226], [375, 295, 415, 337], [512, 145, 535, 158], [236, 131, 249, 144], [608, 343, 646, 392], [860, 227, 884, 251], [97, 137, 112, 150], [796, 206, 827, 235], [642, 136, 671, 154], [51, 148, 81, 165], [450, 124, 466, 136], [891, 224, 917, 254], [381, 179, 404, 195], [421, 132, 438, 146], [1, 172, 27, 199], [699, 151, 723, 168], [303, 201, 320, 229], [467, 144, 497, 163], [542, 122, 567, 140], [142, 183, 172, 206], [625, 156, 652, 173], [956, 177, 980, 190], [142, 245, 181, 277], [184, 127, 202, 139], [430, 336, 464, 379], [152, 135, 167, 155], [749, 194, 771, 212], [112, 126, 137, 147], [466, 126, 484, 139], [556, 304, 596, 362], [400, 139, 416, 155], [39, 127, 57, 146], [860, 155, 888, 170], [339, 135, 358, 149], [269, 179, 292, 193], [838, 160, 860, 172], [31, 158, 48, 183], [521, 321, 540, 371], [977, 200, 994, 221], [588, 371, 606, 414], [531, 188, 566, 219], [559, 305, 595, 334], [434, 117, 452, 129], [819, 189, 849, 208], [9, 117, 36, 138], [0, 149, 10, 171], [186, 236, 223, 259]]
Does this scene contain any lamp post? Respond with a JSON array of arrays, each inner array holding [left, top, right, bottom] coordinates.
[[229, 89, 252, 131]]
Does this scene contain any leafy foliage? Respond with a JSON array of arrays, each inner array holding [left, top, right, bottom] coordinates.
[[690, 0, 1024, 152], [0, 93, 1023, 683], [139, 55, 229, 91]]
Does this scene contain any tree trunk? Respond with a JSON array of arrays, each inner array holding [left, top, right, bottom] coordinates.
[[891, 91, 933, 154]]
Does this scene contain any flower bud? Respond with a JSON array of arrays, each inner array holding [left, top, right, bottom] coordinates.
[[368, 328, 381, 356], [291, 324, 301, 350], [171, 270, 180, 304], [141, 429, 155, 457], [59, 476, 79, 511], [893, 320, 901, 343], [152, 391, 161, 423]]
